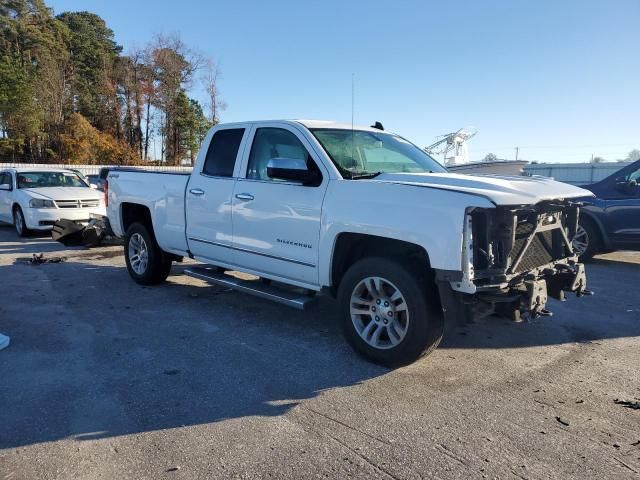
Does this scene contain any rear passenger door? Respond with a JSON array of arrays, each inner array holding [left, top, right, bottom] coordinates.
[[186, 127, 248, 265]]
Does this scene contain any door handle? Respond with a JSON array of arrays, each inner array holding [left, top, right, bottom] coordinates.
[[235, 193, 254, 201], [189, 188, 205, 196]]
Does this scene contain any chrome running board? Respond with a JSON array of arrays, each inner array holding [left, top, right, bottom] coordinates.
[[184, 266, 317, 310]]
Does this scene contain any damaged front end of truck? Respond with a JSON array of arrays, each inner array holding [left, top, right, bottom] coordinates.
[[438, 201, 592, 324]]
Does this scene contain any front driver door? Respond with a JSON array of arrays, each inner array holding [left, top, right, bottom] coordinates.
[[231, 124, 329, 286], [0, 172, 13, 222], [602, 163, 640, 248]]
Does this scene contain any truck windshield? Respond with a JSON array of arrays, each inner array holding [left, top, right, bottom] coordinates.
[[17, 172, 88, 189], [310, 128, 447, 178]]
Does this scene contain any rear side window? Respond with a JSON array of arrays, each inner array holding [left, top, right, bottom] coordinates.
[[202, 128, 245, 177], [0, 173, 8, 186]]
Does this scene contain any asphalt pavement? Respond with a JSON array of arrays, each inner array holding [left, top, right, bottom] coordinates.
[[0, 225, 638, 479]]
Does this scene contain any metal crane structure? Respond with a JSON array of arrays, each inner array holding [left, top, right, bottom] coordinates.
[[425, 128, 477, 166]]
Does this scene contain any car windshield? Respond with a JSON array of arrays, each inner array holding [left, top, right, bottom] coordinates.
[[310, 128, 447, 178], [17, 171, 88, 189]]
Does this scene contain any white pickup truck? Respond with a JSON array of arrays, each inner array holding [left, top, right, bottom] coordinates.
[[106, 120, 593, 366]]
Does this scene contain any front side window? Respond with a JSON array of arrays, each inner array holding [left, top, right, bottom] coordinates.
[[627, 167, 640, 183], [17, 172, 87, 189], [247, 128, 315, 181], [202, 128, 245, 177], [310, 128, 447, 178]]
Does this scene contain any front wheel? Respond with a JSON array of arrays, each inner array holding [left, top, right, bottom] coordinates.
[[13, 206, 29, 237], [572, 220, 600, 261], [338, 257, 444, 367], [124, 222, 172, 285]]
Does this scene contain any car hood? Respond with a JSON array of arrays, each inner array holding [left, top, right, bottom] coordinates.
[[21, 187, 101, 202], [373, 172, 594, 206]]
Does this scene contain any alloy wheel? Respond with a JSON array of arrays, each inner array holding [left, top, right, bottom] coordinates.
[[572, 225, 589, 256], [128, 233, 149, 275], [350, 276, 409, 350]]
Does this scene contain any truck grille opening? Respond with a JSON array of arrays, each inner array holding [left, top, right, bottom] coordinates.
[[511, 220, 554, 272], [471, 203, 579, 280]]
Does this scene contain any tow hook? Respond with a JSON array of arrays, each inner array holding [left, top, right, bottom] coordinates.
[[524, 279, 551, 319], [549, 263, 594, 299], [568, 263, 594, 297]]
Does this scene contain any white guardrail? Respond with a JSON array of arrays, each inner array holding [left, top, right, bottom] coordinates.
[[0, 163, 193, 176]]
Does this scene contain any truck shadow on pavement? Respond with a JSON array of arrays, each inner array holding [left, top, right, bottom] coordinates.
[[0, 233, 638, 450], [0, 256, 387, 450]]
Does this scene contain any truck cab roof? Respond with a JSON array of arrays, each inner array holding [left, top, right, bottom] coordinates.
[[215, 119, 386, 133]]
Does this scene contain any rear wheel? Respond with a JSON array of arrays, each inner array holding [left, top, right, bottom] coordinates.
[[338, 257, 443, 367], [573, 219, 600, 261], [124, 222, 172, 285], [13, 206, 29, 237]]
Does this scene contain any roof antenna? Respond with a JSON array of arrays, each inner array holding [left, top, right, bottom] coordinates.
[[351, 73, 355, 164], [351, 73, 355, 131]]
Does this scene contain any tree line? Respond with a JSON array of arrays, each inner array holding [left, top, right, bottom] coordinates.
[[0, 0, 225, 165]]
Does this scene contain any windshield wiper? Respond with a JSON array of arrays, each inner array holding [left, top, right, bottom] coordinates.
[[348, 171, 383, 180]]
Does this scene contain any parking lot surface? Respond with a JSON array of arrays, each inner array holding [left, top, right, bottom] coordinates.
[[0, 225, 639, 479]]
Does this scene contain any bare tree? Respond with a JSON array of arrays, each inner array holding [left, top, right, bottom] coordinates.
[[201, 59, 227, 125], [626, 149, 640, 162], [148, 33, 204, 164], [142, 45, 157, 161], [129, 47, 146, 158]]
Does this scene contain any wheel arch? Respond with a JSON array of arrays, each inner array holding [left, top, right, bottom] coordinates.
[[328, 233, 433, 296], [580, 209, 609, 249], [11, 202, 25, 225], [121, 202, 153, 234]]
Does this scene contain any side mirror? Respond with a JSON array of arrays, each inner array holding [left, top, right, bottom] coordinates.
[[0, 183, 11, 191], [90, 183, 98, 189], [614, 177, 638, 195], [266, 158, 321, 186]]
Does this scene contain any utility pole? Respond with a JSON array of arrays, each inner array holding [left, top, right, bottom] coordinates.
[[515, 146, 519, 161]]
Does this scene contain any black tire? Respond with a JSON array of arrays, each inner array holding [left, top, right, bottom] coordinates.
[[124, 222, 172, 285], [574, 218, 601, 262], [13, 206, 30, 237], [337, 257, 444, 367]]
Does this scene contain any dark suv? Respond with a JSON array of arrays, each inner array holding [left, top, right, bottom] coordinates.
[[573, 160, 640, 259]]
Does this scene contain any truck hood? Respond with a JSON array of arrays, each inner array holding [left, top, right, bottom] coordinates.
[[373, 172, 594, 206], [21, 187, 101, 202]]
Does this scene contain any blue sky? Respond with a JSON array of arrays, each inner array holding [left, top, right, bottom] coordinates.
[[49, 0, 639, 163]]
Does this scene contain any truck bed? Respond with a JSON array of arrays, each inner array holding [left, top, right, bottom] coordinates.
[[107, 169, 190, 256]]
